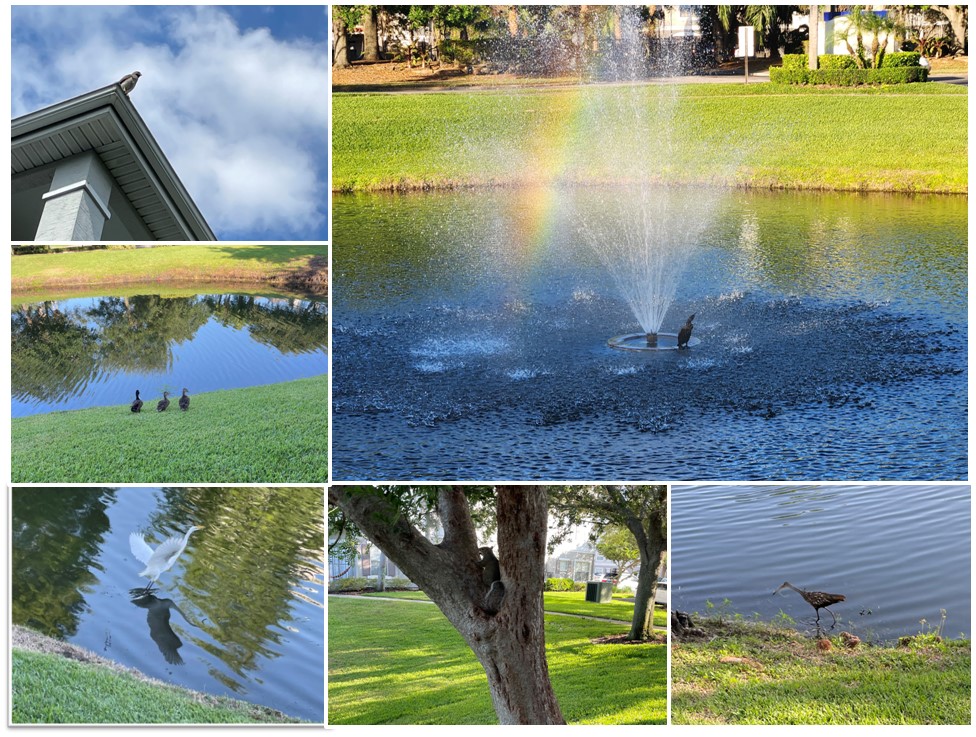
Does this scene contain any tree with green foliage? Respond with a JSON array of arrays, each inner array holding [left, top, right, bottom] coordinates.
[[832, 5, 903, 69], [717, 5, 799, 60], [594, 525, 641, 584], [328, 485, 565, 725], [550, 486, 666, 641]]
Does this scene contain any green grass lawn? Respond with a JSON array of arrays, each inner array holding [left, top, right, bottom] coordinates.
[[346, 590, 666, 627], [11, 376, 327, 483], [328, 595, 666, 724], [11, 649, 303, 724], [333, 83, 967, 193], [672, 619, 971, 724], [11, 244, 327, 294], [543, 591, 666, 627]]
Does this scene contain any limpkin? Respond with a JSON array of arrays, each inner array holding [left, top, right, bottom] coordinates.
[[773, 581, 845, 625], [677, 313, 695, 349]]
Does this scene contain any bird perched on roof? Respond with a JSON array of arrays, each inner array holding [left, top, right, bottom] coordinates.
[[119, 71, 142, 95]]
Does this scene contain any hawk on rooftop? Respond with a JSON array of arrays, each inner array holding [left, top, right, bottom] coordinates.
[[119, 71, 142, 95]]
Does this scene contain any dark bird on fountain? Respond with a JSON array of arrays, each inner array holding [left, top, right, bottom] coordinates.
[[677, 313, 695, 349], [773, 581, 846, 625]]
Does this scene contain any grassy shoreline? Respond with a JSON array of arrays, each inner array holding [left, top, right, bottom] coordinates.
[[12, 376, 327, 483], [11, 244, 328, 295], [672, 618, 971, 724], [333, 82, 967, 194], [11, 626, 304, 724]]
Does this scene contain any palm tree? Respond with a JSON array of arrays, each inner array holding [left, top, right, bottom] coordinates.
[[833, 6, 904, 68]]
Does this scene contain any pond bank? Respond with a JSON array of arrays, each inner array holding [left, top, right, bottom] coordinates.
[[11, 625, 304, 724], [333, 83, 967, 194], [11, 245, 328, 296], [11, 376, 327, 483], [671, 618, 971, 724]]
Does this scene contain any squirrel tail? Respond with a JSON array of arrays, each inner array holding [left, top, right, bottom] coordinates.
[[484, 580, 506, 615]]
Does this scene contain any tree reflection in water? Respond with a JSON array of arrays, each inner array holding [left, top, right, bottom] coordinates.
[[11, 293, 328, 406], [11, 487, 117, 638]]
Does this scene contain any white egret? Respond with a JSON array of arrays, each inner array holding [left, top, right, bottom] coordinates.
[[130, 526, 203, 590]]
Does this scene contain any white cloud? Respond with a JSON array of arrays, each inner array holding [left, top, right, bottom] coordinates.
[[12, 6, 329, 240]]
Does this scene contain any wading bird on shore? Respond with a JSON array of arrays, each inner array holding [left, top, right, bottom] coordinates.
[[130, 526, 204, 592], [773, 581, 845, 625]]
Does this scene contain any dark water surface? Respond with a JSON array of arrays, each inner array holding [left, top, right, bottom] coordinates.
[[332, 188, 966, 480], [11, 293, 328, 418], [671, 484, 970, 642], [11, 487, 324, 722]]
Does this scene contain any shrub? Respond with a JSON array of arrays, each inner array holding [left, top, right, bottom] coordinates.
[[882, 51, 922, 68], [439, 39, 477, 70], [330, 576, 368, 592], [572, 581, 586, 592], [780, 54, 807, 72], [545, 577, 574, 592], [819, 54, 857, 70]]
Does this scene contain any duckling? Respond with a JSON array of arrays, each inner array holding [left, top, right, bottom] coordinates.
[[156, 391, 170, 412], [179, 388, 190, 412], [130, 389, 143, 413]]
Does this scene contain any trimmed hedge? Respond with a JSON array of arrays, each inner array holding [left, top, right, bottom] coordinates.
[[781, 53, 807, 71], [774, 51, 926, 84], [819, 54, 857, 70], [882, 51, 923, 67], [770, 65, 928, 85]]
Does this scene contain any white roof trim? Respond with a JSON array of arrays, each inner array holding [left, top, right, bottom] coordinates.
[[12, 85, 215, 240]]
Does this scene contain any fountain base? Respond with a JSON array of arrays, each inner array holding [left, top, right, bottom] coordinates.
[[608, 332, 701, 352]]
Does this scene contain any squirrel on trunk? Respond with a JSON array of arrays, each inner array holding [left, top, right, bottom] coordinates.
[[478, 546, 506, 615]]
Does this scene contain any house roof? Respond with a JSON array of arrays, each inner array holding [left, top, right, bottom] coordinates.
[[12, 84, 215, 241]]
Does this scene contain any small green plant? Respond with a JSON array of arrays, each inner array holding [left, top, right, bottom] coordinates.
[[704, 598, 735, 623], [544, 577, 574, 592]]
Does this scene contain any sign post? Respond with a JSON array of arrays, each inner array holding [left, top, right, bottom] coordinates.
[[736, 25, 755, 83]]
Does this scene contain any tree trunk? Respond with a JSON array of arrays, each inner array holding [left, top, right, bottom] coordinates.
[[362, 7, 380, 62], [333, 17, 351, 68], [625, 516, 666, 641], [329, 486, 566, 725], [936, 5, 968, 54], [808, 4, 819, 70]]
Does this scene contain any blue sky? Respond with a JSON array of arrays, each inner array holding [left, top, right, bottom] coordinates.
[[12, 5, 329, 241]]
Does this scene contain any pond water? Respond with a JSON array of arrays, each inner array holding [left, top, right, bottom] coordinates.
[[332, 188, 966, 481], [11, 292, 328, 418], [11, 486, 325, 723], [670, 484, 971, 643]]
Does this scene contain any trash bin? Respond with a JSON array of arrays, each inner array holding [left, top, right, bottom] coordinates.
[[585, 581, 613, 603]]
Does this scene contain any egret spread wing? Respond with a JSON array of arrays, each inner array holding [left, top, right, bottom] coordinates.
[[151, 535, 187, 567], [129, 532, 154, 565]]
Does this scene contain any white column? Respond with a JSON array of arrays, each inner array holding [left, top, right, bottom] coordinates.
[[33, 152, 113, 241]]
